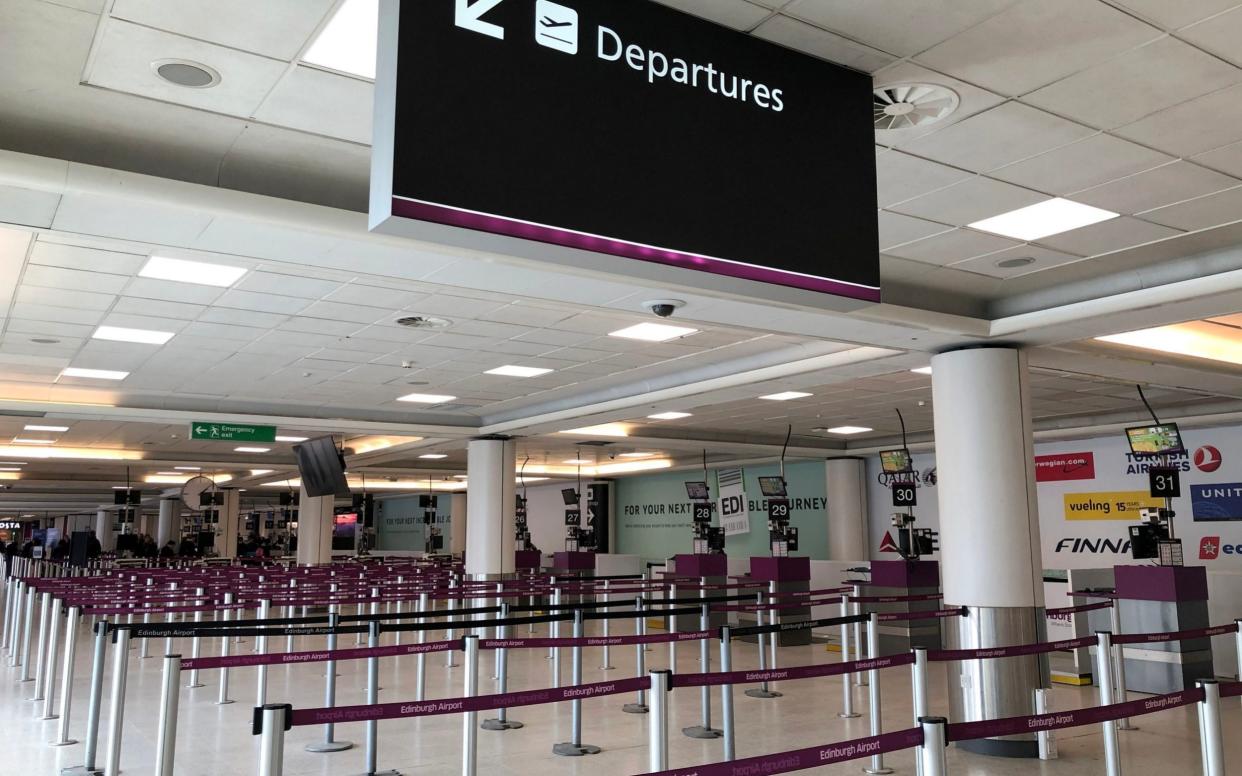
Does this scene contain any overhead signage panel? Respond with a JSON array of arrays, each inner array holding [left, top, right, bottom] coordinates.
[[372, 0, 879, 303], [189, 423, 277, 443]]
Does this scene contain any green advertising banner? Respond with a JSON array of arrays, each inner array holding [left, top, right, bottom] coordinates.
[[189, 422, 277, 443]]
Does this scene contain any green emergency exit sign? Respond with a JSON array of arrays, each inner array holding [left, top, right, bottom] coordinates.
[[189, 423, 277, 443]]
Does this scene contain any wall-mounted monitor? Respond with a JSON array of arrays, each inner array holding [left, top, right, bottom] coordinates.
[[758, 476, 787, 498], [684, 481, 710, 501], [879, 449, 914, 475], [561, 488, 579, 506], [294, 436, 351, 498], [1126, 424, 1185, 456]]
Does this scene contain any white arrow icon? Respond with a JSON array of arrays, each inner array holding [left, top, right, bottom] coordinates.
[[456, 0, 505, 40]]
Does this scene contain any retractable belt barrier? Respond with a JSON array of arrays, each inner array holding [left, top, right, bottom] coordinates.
[[1046, 600, 1113, 617], [947, 687, 1202, 741]]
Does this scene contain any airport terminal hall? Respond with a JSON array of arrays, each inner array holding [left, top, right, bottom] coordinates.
[[14, 1, 1242, 776]]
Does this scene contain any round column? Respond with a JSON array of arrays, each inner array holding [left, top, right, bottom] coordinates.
[[94, 509, 115, 553], [296, 487, 334, 566], [156, 498, 179, 548], [931, 347, 1046, 758], [465, 438, 516, 578], [449, 493, 467, 556], [825, 457, 869, 561]]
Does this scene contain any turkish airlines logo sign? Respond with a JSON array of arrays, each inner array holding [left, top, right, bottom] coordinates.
[[1034, 452, 1095, 482], [1195, 446, 1223, 473], [1201, 536, 1221, 560]]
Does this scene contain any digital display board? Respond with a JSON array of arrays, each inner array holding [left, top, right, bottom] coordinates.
[[1125, 424, 1185, 456], [757, 476, 787, 498], [372, 0, 879, 302], [879, 449, 914, 475]]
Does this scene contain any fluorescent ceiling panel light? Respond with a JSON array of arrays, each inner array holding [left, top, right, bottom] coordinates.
[[825, 426, 872, 435], [250, 469, 274, 476], [397, 393, 456, 404], [111, 486, 128, 490], [23, 425, 68, 432], [594, 459, 673, 476], [453, 474, 469, 479], [969, 198, 1117, 241], [139, 256, 247, 287], [0, 446, 140, 461], [911, 367, 933, 375], [1096, 322, 1242, 366], [419, 454, 449, 460], [563, 459, 592, 465], [0, 473, 19, 481], [60, 367, 129, 381], [559, 423, 630, 437], [303, 0, 378, 79], [92, 325, 175, 345], [517, 476, 549, 483], [146, 474, 232, 485], [174, 466, 201, 471], [0, 468, 22, 472], [759, 391, 813, 401], [619, 452, 656, 459], [275, 435, 309, 443], [12, 438, 55, 445], [648, 412, 692, 420], [235, 447, 271, 453], [608, 322, 699, 342], [485, 365, 554, 378], [347, 435, 423, 455]]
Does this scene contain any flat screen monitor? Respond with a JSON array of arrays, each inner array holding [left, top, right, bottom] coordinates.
[[560, 488, 579, 506], [332, 511, 357, 550], [419, 495, 438, 509], [879, 449, 914, 474], [758, 476, 787, 498], [1126, 424, 1185, 456], [294, 436, 351, 498], [684, 481, 710, 501]]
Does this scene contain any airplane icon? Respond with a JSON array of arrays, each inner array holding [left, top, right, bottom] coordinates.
[[535, 1, 578, 55], [540, 16, 572, 29]]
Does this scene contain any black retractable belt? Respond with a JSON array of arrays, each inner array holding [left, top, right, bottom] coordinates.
[[381, 611, 573, 634], [729, 612, 869, 639]]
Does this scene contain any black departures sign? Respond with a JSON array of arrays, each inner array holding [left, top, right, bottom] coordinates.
[[372, 0, 879, 303]]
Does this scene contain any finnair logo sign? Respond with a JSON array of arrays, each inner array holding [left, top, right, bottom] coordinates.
[[455, 0, 786, 111]]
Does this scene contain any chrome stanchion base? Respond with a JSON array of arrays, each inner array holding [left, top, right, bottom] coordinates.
[[350, 770, 402, 776], [215, 699, 235, 706], [552, 743, 601, 757], [38, 713, 59, 721], [745, 688, 782, 699], [864, 767, 894, 775], [681, 726, 723, 739], [48, 739, 79, 747], [60, 766, 101, 775], [481, 719, 524, 731], [599, 664, 615, 670], [622, 703, 649, 714], [838, 712, 861, 719], [185, 682, 205, 689], [1118, 721, 1138, 731], [305, 741, 354, 753]]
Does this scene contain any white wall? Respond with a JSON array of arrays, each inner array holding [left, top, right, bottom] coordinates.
[[523, 482, 582, 555]]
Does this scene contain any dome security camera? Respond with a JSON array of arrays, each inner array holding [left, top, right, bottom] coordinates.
[[643, 299, 685, 319]]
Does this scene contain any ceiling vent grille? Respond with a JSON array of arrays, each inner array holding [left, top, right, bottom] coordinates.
[[873, 83, 959, 131], [395, 315, 452, 329]]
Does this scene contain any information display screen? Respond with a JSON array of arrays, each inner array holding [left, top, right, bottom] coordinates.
[[1126, 424, 1185, 456], [373, 0, 879, 302], [758, 476, 787, 498], [561, 488, 580, 506], [684, 481, 710, 500], [879, 449, 914, 474]]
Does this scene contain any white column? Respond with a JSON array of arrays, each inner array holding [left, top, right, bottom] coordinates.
[[94, 509, 115, 553], [449, 493, 467, 556], [296, 487, 335, 566], [931, 347, 1045, 759], [219, 490, 241, 559], [465, 438, 516, 577], [156, 498, 178, 547], [825, 458, 869, 561]]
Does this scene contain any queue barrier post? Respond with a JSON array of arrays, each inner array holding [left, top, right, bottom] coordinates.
[[415, 593, 428, 701], [360, 620, 399, 776], [1, 574, 13, 652], [154, 655, 181, 776], [216, 592, 235, 705], [623, 595, 648, 713], [1034, 688, 1057, 760], [51, 604, 81, 745], [1094, 632, 1122, 776], [19, 584, 36, 679], [61, 620, 107, 775], [40, 594, 64, 719], [187, 587, 205, 688], [1235, 619, 1242, 708], [684, 599, 722, 739], [648, 670, 671, 772], [746, 591, 780, 699], [445, 578, 459, 669], [553, 610, 601, 756], [667, 583, 678, 671], [1109, 601, 1135, 731], [551, 587, 563, 686], [462, 635, 479, 776], [102, 628, 130, 776], [864, 612, 893, 775], [911, 647, 928, 776], [257, 703, 291, 776], [919, 717, 948, 776], [139, 578, 152, 659], [305, 612, 352, 753], [29, 591, 52, 702], [720, 625, 736, 761], [839, 597, 858, 718], [599, 580, 614, 670], [1198, 679, 1225, 776], [852, 584, 866, 688], [256, 599, 270, 707], [482, 603, 522, 731]]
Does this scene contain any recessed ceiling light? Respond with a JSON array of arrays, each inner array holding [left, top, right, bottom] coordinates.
[[92, 325, 176, 345], [419, 454, 449, 460], [155, 471, 189, 477], [111, 486, 128, 490], [559, 423, 630, 437], [174, 466, 201, 471], [152, 59, 220, 88], [648, 412, 692, 420], [485, 365, 554, 378], [910, 367, 933, 375], [825, 426, 872, 435], [60, 367, 129, 381], [1097, 322, 1242, 366], [139, 256, 247, 287], [453, 474, 469, 479], [608, 322, 699, 342], [564, 459, 592, 465], [24, 425, 68, 432], [619, 452, 656, 459], [0, 468, 22, 472], [235, 447, 271, 453], [397, 393, 456, 404], [759, 391, 813, 401], [969, 198, 1117, 241], [12, 438, 55, 445], [29, 338, 60, 345], [275, 436, 309, 443], [250, 469, 274, 476], [303, 0, 378, 79]]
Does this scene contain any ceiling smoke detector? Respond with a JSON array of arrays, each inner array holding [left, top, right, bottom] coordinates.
[[152, 59, 221, 89], [873, 83, 959, 131], [996, 256, 1036, 269], [396, 315, 452, 329]]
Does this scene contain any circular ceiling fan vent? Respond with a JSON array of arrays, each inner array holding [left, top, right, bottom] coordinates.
[[873, 83, 959, 131], [152, 59, 221, 89], [395, 315, 452, 329]]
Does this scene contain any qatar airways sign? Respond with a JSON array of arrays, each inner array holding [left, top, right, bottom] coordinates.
[[371, 0, 879, 304]]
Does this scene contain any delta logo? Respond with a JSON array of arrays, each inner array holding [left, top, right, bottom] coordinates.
[[879, 532, 900, 554], [1194, 446, 1223, 473]]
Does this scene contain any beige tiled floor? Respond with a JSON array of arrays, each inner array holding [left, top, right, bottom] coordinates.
[[2, 613, 1237, 775]]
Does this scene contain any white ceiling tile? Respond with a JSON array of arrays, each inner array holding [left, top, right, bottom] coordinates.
[[179, 321, 267, 342], [99, 312, 188, 332], [323, 283, 422, 309], [0, 184, 59, 228], [479, 305, 573, 328], [897, 102, 1094, 172], [877, 211, 954, 249], [1180, 6, 1242, 66], [654, 0, 771, 30], [5, 318, 94, 339], [1037, 216, 1183, 255], [1072, 161, 1240, 214], [30, 242, 145, 275], [948, 243, 1082, 278], [512, 329, 597, 348], [750, 15, 895, 72], [10, 301, 106, 327], [22, 263, 129, 295], [110, 0, 336, 60], [1112, 0, 1242, 30], [214, 289, 310, 315], [914, 0, 1162, 95], [52, 193, 214, 247], [884, 228, 1020, 265], [194, 220, 339, 265], [784, 0, 1017, 57], [1115, 83, 1242, 157], [887, 175, 1046, 225], [874, 149, 972, 207], [402, 295, 507, 318], [196, 307, 288, 329], [85, 20, 289, 117], [1139, 185, 1242, 231], [444, 320, 533, 339], [123, 277, 226, 305], [1023, 37, 1242, 129], [235, 271, 339, 299], [873, 62, 1006, 147], [298, 300, 392, 325], [252, 66, 372, 144], [16, 284, 114, 311], [278, 317, 362, 336], [988, 133, 1172, 194]]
